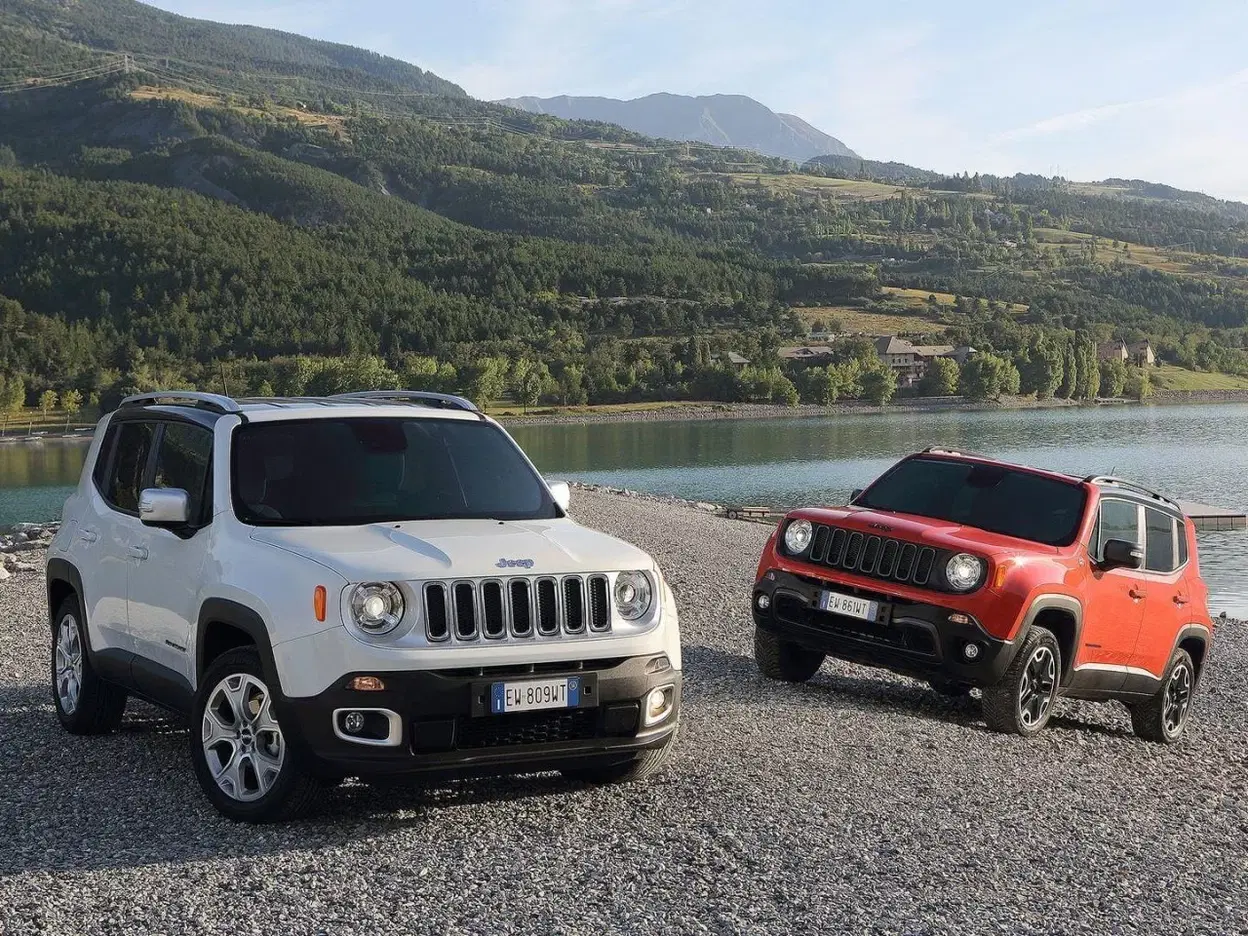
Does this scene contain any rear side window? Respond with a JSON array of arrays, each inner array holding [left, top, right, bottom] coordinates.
[[1178, 520, 1190, 566], [1094, 499, 1140, 561], [92, 425, 119, 490], [1145, 507, 1179, 573], [152, 423, 214, 522], [103, 422, 156, 514]]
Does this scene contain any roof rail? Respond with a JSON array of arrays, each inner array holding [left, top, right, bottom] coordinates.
[[921, 445, 994, 460], [119, 391, 241, 414], [329, 390, 479, 413], [1083, 475, 1180, 509]]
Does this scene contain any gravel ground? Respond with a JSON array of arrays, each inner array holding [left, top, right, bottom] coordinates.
[[2, 490, 1247, 935]]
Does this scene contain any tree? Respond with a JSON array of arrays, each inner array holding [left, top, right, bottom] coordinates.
[[557, 363, 587, 405], [860, 366, 897, 405], [0, 375, 24, 436], [463, 357, 510, 408], [519, 362, 554, 411], [1019, 334, 1063, 399], [960, 353, 1019, 401], [917, 357, 959, 397], [1124, 367, 1152, 401], [60, 389, 83, 432], [1099, 359, 1128, 398], [1056, 340, 1077, 399], [39, 389, 58, 421]]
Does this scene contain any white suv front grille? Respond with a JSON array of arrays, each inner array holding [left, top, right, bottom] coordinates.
[[424, 575, 611, 643]]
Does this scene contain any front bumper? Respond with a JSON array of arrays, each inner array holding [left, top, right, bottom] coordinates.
[[277, 654, 681, 779], [753, 569, 1016, 687]]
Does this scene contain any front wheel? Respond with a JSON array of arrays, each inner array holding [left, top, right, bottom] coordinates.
[[51, 595, 127, 735], [189, 647, 325, 823], [1130, 649, 1195, 743], [755, 627, 825, 683], [982, 627, 1061, 736]]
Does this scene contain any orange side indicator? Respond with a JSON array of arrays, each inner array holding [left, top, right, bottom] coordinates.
[[993, 564, 1008, 589], [314, 585, 327, 622]]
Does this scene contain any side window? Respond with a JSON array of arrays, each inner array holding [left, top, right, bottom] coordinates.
[[103, 421, 156, 514], [1095, 499, 1140, 561], [1144, 507, 1178, 573], [151, 423, 214, 522], [1177, 520, 1189, 566], [92, 424, 119, 490]]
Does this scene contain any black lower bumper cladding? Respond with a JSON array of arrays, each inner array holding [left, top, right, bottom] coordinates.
[[753, 570, 1015, 687], [279, 654, 681, 779]]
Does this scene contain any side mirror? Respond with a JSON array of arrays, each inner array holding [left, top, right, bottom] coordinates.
[[1101, 538, 1143, 570], [548, 481, 571, 513], [849, 488, 864, 504], [139, 488, 191, 527]]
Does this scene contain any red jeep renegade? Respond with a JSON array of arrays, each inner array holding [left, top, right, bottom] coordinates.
[[751, 448, 1215, 741]]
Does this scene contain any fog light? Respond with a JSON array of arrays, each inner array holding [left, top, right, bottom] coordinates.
[[756, 593, 771, 610], [348, 675, 386, 691], [643, 685, 675, 727], [963, 642, 982, 661], [343, 711, 366, 734]]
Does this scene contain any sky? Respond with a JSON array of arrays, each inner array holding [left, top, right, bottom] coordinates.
[[147, 0, 1248, 202]]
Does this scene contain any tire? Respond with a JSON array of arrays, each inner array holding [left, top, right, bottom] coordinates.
[[189, 647, 325, 823], [982, 627, 1061, 736], [1130, 649, 1195, 744], [563, 727, 677, 784], [928, 678, 972, 698], [50, 595, 127, 735], [755, 627, 825, 683]]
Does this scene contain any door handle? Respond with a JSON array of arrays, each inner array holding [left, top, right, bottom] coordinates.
[[128, 545, 149, 561], [1173, 595, 1189, 606], [1128, 587, 1145, 600], [78, 529, 99, 544]]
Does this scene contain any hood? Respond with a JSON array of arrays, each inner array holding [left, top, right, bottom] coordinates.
[[250, 518, 655, 582], [793, 506, 1056, 557]]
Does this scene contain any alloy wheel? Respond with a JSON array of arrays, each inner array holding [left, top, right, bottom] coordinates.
[[202, 673, 286, 802], [54, 615, 83, 715], [1018, 645, 1057, 729], [1163, 661, 1193, 737]]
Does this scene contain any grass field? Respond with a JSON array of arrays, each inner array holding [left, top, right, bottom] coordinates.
[[721, 172, 905, 201], [1148, 365, 1248, 391], [0, 407, 99, 437], [794, 305, 948, 335], [880, 287, 1029, 314], [1032, 227, 1202, 276], [131, 86, 350, 137]]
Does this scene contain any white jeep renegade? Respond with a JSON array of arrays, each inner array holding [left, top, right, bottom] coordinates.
[[47, 391, 681, 822]]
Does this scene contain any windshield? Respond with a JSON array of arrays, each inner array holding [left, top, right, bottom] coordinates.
[[231, 418, 558, 525], [855, 457, 1086, 546]]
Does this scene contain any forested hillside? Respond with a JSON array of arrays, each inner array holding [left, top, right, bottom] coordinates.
[[1, 0, 1247, 413]]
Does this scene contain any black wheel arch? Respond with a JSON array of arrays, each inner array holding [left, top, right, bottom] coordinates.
[[195, 598, 280, 691], [1015, 594, 1083, 685], [46, 559, 85, 632], [1172, 625, 1211, 682]]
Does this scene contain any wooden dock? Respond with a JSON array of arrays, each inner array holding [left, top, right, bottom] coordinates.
[[722, 500, 1247, 532], [1176, 501, 1247, 532]]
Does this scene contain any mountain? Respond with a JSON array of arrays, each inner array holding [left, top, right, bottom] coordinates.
[[3, 0, 1248, 409], [0, 0, 466, 102], [498, 93, 857, 163]]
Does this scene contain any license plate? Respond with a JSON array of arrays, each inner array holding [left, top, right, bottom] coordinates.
[[491, 676, 581, 714], [817, 589, 879, 622]]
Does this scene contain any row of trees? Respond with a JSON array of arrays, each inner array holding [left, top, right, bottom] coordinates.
[[0, 375, 85, 435]]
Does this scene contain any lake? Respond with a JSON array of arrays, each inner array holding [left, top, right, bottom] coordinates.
[[3, 403, 1247, 615]]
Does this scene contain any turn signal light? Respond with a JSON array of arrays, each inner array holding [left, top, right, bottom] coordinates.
[[313, 586, 327, 622], [993, 564, 1008, 589], [348, 676, 386, 692]]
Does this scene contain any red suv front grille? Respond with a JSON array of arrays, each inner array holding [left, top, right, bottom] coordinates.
[[808, 524, 937, 588]]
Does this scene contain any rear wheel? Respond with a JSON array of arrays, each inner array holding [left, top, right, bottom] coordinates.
[[189, 647, 325, 823], [1130, 649, 1195, 743], [755, 627, 825, 683], [982, 627, 1061, 736], [50, 595, 127, 735]]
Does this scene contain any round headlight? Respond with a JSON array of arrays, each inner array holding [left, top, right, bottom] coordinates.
[[945, 554, 985, 592], [614, 571, 653, 621], [784, 519, 813, 556], [350, 582, 404, 635]]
